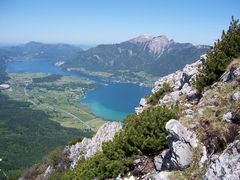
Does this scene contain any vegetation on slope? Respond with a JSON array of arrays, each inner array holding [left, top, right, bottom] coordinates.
[[147, 83, 171, 105], [49, 106, 178, 179], [0, 72, 106, 179], [196, 17, 240, 92], [0, 93, 91, 179], [46, 18, 240, 180], [0, 52, 10, 83], [64, 39, 208, 76], [2, 41, 82, 62]]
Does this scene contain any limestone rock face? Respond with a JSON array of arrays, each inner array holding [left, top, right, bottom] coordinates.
[[66, 122, 122, 168], [154, 119, 198, 171], [221, 65, 240, 82], [146, 171, 171, 180], [135, 98, 150, 115], [135, 55, 206, 114], [169, 140, 192, 169], [223, 112, 234, 122], [166, 119, 198, 148], [129, 35, 172, 55], [232, 91, 240, 102], [203, 140, 240, 180], [43, 166, 54, 180], [152, 59, 203, 95], [159, 91, 182, 105], [39, 122, 122, 179]]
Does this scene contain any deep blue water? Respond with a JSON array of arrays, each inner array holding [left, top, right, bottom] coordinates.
[[6, 59, 104, 83], [6, 59, 151, 121]]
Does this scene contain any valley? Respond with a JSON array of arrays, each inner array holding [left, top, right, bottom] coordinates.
[[0, 37, 208, 178], [1, 1, 239, 179], [4, 73, 106, 131], [0, 89, 92, 179]]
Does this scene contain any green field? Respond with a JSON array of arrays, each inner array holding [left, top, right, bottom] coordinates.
[[4, 73, 106, 131]]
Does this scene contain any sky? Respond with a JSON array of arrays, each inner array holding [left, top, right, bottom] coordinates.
[[0, 0, 240, 45]]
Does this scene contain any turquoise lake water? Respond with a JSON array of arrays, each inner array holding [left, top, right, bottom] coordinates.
[[7, 60, 151, 121]]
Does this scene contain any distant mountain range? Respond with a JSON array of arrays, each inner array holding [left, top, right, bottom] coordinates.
[[63, 35, 210, 76], [0, 36, 210, 85], [0, 41, 83, 62]]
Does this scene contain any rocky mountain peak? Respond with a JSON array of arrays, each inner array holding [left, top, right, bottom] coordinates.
[[147, 35, 172, 55], [129, 34, 172, 55], [129, 34, 155, 44]]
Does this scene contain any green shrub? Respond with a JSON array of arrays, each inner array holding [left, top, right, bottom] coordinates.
[[147, 83, 172, 105], [64, 106, 178, 179], [196, 17, 240, 93], [48, 146, 64, 167], [68, 136, 83, 146]]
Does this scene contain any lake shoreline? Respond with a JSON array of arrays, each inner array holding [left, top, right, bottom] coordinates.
[[6, 59, 151, 122]]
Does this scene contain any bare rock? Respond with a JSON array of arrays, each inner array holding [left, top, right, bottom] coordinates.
[[221, 65, 240, 82], [199, 146, 208, 168], [154, 119, 198, 171], [146, 171, 171, 180], [232, 91, 240, 102], [223, 112, 233, 122], [135, 98, 150, 114], [186, 90, 198, 101], [154, 150, 172, 171], [166, 119, 198, 148], [159, 91, 181, 104], [203, 140, 240, 180], [170, 140, 192, 169], [67, 122, 122, 168], [43, 166, 54, 180]]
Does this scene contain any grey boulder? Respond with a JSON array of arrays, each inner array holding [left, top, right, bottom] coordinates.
[[203, 140, 240, 180]]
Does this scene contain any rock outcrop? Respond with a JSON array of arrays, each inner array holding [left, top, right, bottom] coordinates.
[[152, 55, 205, 94], [67, 121, 122, 168], [135, 56, 240, 179], [135, 54, 206, 114], [146, 171, 171, 180], [223, 112, 234, 122], [203, 140, 240, 180], [154, 119, 197, 171], [130, 35, 172, 55], [233, 91, 240, 101], [221, 64, 240, 82], [40, 122, 122, 179]]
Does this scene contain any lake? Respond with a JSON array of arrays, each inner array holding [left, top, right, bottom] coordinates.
[[6, 60, 151, 121]]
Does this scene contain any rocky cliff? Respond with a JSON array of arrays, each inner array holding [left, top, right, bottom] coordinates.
[[132, 56, 240, 179], [21, 122, 122, 180]]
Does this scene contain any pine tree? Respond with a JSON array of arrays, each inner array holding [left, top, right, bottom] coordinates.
[[196, 17, 240, 92]]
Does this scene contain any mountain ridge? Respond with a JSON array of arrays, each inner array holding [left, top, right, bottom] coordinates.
[[63, 35, 209, 77], [0, 42, 83, 62]]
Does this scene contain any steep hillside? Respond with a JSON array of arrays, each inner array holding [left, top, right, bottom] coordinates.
[[0, 93, 92, 179], [63, 35, 209, 76], [22, 57, 239, 179], [0, 48, 95, 179]]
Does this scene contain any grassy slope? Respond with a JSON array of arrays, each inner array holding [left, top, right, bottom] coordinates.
[[5, 73, 106, 131]]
